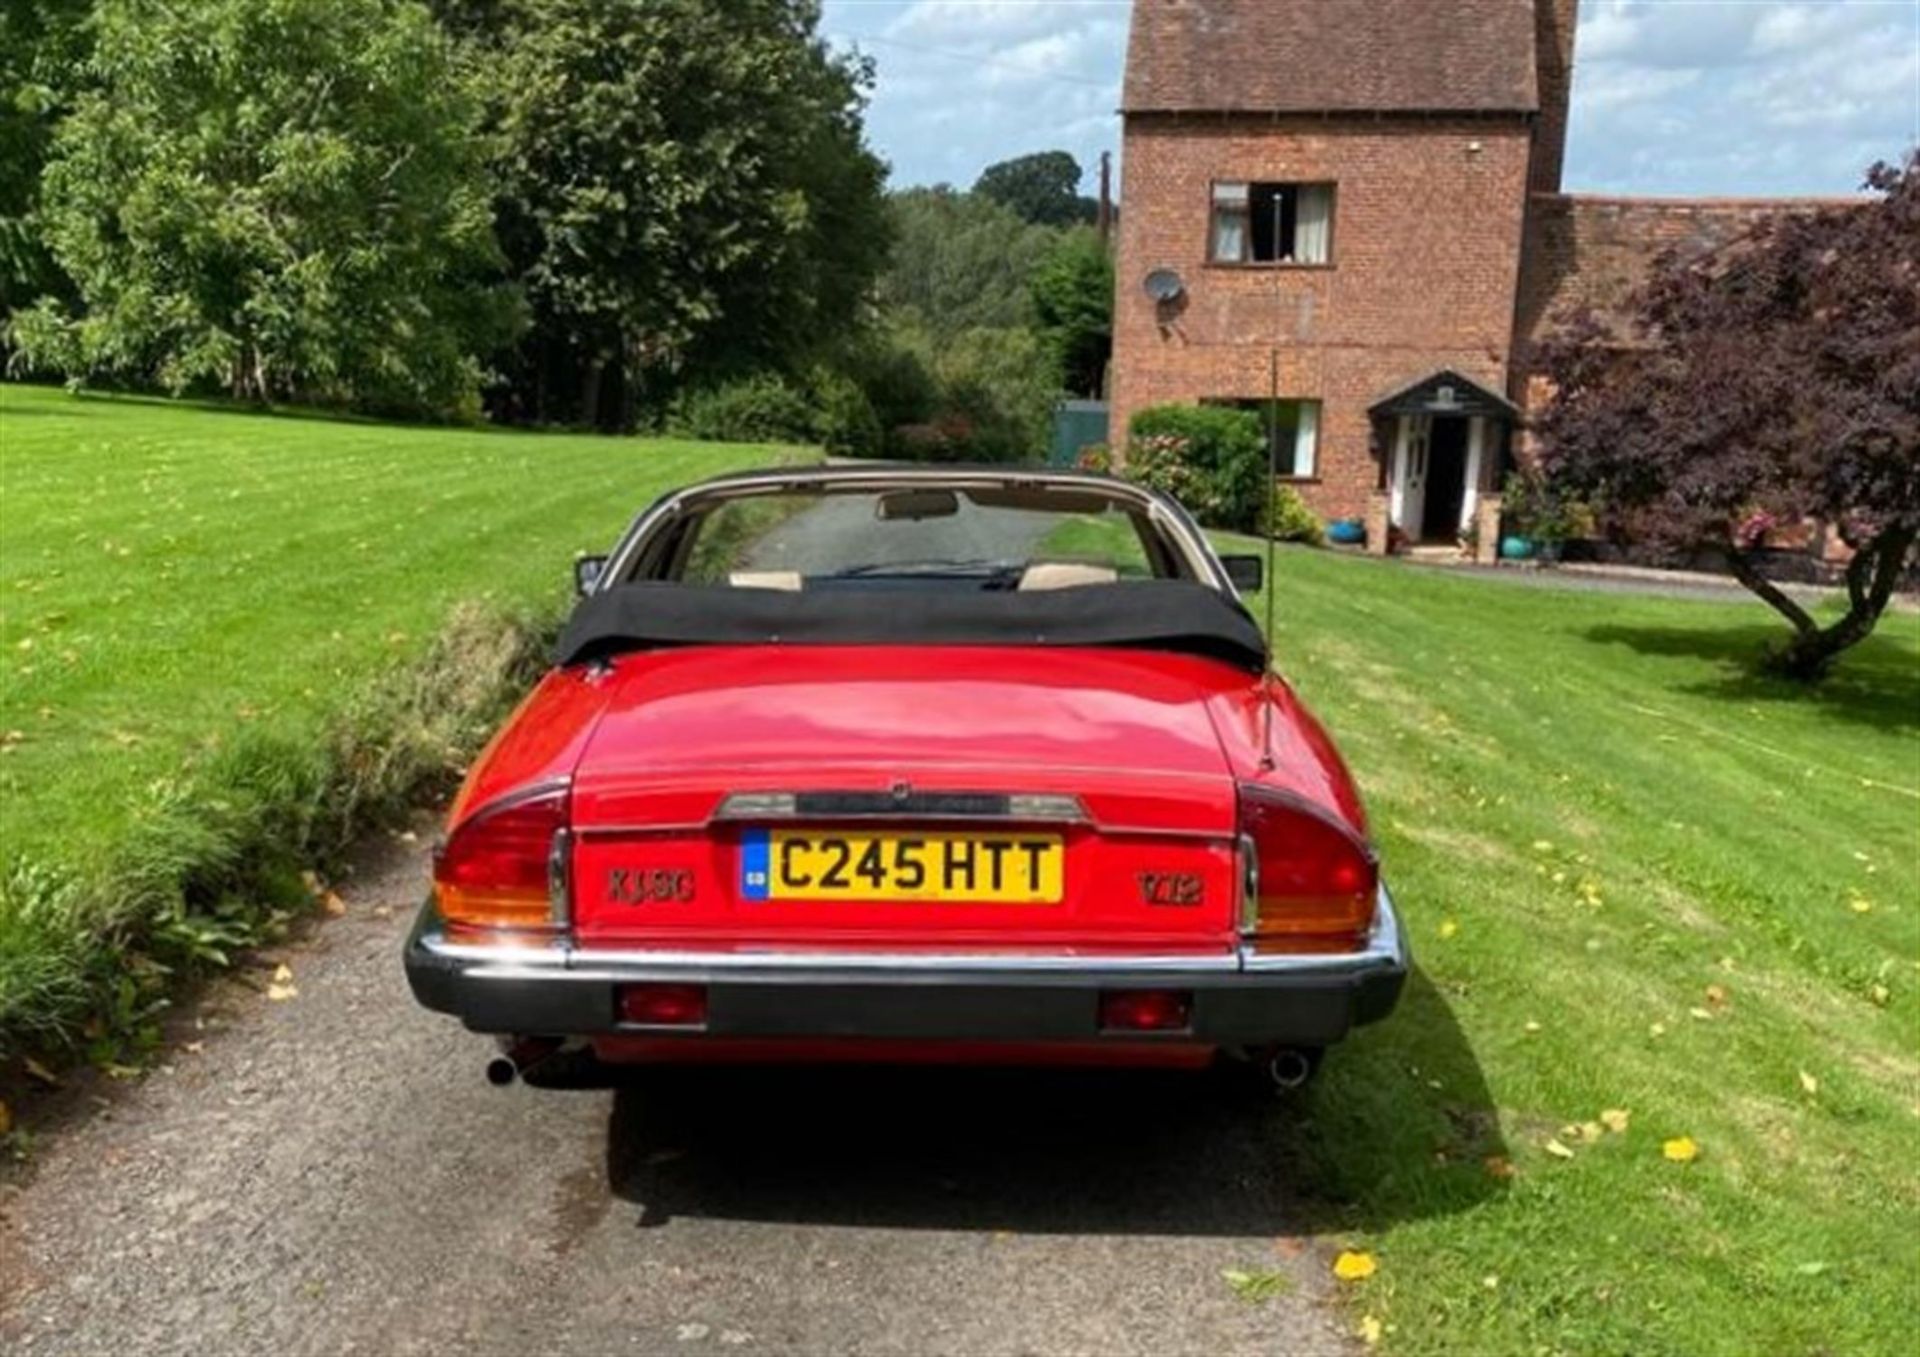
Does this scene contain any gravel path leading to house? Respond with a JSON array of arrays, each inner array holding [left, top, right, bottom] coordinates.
[[0, 832, 1353, 1357], [742, 493, 1056, 575]]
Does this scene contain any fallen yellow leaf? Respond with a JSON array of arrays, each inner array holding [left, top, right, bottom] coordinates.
[[1544, 1138, 1576, 1159], [1437, 919, 1459, 940], [1849, 897, 1873, 914], [1357, 1315, 1383, 1346], [1523, 1019, 1542, 1034], [1649, 1021, 1667, 1038], [1333, 1250, 1378, 1282], [1576, 1120, 1605, 1143], [1600, 1108, 1631, 1134], [1662, 1136, 1699, 1163], [267, 982, 298, 1002], [1705, 983, 1729, 1007], [322, 891, 347, 917], [1531, 840, 1554, 852], [272, 963, 294, 984], [1798, 1070, 1819, 1096]]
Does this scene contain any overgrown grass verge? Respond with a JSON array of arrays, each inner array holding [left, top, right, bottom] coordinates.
[[0, 599, 556, 1063]]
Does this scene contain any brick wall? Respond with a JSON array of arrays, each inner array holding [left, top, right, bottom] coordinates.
[[1109, 114, 1533, 521], [1529, 0, 1578, 194], [1510, 192, 1850, 451]]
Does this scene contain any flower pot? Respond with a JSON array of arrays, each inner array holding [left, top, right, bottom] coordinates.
[[1327, 518, 1366, 546], [1499, 535, 1534, 560]]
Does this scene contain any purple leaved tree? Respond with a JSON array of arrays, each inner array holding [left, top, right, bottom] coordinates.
[[1537, 151, 1918, 680]]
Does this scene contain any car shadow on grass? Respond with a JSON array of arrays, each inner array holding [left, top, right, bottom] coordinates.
[[601, 968, 1505, 1238], [1583, 622, 1920, 733]]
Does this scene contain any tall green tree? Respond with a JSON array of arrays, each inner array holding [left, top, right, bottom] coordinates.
[[467, 0, 890, 428], [973, 150, 1095, 227], [12, 0, 514, 417], [879, 187, 1057, 344], [0, 0, 90, 324], [1029, 227, 1112, 398]]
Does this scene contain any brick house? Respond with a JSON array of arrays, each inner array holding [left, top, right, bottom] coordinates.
[[1109, 0, 1833, 551]]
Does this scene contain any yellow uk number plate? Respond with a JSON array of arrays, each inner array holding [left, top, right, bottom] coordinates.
[[740, 828, 1064, 903]]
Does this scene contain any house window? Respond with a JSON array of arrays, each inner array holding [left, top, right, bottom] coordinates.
[[1210, 182, 1333, 265], [1205, 398, 1321, 479]]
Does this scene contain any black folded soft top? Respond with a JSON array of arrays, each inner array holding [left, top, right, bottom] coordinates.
[[554, 580, 1269, 674]]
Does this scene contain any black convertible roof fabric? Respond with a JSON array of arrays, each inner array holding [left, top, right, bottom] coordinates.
[[555, 581, 1268, 673]]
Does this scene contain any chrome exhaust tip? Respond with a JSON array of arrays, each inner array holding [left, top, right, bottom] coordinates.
[[1267, 1047, 1314, 1091], [486, 1036, 561, 1088]]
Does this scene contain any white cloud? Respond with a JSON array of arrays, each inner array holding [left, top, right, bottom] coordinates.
[[1567, 0, 1918, 194], [825, 0, 1918, 197]]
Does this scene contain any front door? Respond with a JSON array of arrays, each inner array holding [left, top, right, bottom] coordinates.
[[1421, 417, 1469, 541], [1394, 415, 1431, 536]]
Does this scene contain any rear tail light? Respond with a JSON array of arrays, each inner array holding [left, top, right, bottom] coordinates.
[[433, 785, 568, 931], [619, 983, 708, 1027], [1098, 989, 1193, 1032], [1237, 785, 1377, 952]]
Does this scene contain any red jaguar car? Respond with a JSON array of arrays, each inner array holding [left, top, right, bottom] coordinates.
[[405, 466, 1406, 1092]]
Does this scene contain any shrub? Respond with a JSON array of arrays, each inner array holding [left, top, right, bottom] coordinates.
[[1260, 483, 1325, 545], [1076, 443, 1113, 473], [667, 373, 819, 445], [1125, 403, 1267, 530]]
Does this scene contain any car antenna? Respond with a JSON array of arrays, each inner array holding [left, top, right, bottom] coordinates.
[[1260, 345, 1280, 770]]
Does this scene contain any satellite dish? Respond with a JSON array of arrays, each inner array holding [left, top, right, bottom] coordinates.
[[1143, 267, 1185, 303]]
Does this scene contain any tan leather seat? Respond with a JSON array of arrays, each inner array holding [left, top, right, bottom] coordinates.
[[727, 570, 804, 591], [1016, 562, 1119, 591]]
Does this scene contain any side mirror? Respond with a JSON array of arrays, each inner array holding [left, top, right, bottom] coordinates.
[[1220, 553, 1263, 593], [573, 554, 607, 597]]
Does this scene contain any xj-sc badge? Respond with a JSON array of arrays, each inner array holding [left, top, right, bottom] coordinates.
[[607, 868, 695, 904], [1138, 871, 1204, 906]]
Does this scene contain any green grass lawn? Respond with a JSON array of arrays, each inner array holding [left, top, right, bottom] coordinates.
[[4, 388, 1915, 1350], [0, 383, 791, 1047], [0, 384, 784, 861], [1229, 543, 1919, 1355]]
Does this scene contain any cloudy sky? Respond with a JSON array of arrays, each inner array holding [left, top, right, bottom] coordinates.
[[819, 0, 1920, 197]]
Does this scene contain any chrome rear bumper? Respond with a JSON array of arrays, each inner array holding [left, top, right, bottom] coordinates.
[[404, 885, 1410, 1046]]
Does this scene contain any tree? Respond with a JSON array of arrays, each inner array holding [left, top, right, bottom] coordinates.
[[1537, 152, 1918, 679], [0, 0, 90, 325], [879, 187, 1057, 344], [11, 0, 514, 417], [1029, 227, 1112, 397], [974, 150, 1095, 228], [470, 0, 890, 429]]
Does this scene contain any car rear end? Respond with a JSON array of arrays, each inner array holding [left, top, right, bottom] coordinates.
[[405, 646, 1408, 1086]]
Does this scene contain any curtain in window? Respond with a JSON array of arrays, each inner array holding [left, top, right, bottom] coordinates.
[[1293, 186, 1331, 264], [1292, 402, 1319, 477], [1211, 182, 1248, 261]]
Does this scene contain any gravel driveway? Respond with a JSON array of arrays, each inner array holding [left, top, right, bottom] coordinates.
[[0, 833, 1354, 1357], [742, 493, 1054, 575]]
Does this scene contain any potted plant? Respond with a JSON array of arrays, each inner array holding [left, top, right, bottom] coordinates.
[[1500, 470, 1568, 563]]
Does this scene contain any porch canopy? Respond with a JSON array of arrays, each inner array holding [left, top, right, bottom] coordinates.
[[1367, 368, 1517, 423], [1367, 369, 1518, 543]]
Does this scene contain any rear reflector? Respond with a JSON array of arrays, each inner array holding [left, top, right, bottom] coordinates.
[[619, 983, 709, 1028], [1097, 989, 1193, 1033]]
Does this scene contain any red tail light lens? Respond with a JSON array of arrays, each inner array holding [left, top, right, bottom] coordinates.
[[619, 983, 708, 1027], [433, 785, 566, 930], [1237, 785, 1377, 951], [1098, 989, 1193, 1032]]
